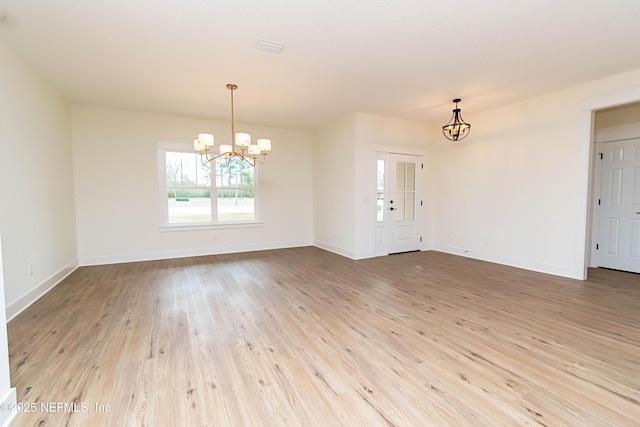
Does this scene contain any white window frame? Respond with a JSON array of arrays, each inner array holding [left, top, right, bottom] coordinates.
[[157, 141, 263, 232]]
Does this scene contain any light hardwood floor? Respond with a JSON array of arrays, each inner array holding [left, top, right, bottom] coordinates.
[[7, 247, 640, 426]]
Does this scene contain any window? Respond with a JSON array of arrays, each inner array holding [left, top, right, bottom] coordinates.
[[159, 143, 257, 226], [214, 155, 255, 222]]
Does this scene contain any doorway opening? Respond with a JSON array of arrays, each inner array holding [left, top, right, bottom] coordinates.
[[589, 101, 640, 274]]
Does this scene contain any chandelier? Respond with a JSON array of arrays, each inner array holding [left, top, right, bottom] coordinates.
[[193, 84, 271, 166], [442, 98, 471, 141]]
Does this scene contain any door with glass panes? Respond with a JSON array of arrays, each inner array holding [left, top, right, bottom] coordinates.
[[376, 153, 423, 254]]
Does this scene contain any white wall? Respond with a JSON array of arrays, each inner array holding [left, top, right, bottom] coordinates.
[[313, 115, 357, 257], [430, 67, 640, 278], [72, 106, 313, 264], [0, 40, 78, 422], [0, 42, 78, 318]]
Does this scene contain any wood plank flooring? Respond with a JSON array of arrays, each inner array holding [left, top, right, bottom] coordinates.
[[7, 247, 640, 426]]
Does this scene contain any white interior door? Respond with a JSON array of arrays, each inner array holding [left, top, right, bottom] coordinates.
[[597, 138, 640, 273], [387, 154, 422, 254]]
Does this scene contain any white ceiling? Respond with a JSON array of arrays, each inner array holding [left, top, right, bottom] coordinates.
[[1, 0, 640, 130]]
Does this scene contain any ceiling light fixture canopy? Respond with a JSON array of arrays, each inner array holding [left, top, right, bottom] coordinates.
[[194, 84, 271, 166], [442, 98, 471, 141]]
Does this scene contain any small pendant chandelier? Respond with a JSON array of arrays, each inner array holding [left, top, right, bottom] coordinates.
[[193, 83, 271, 166], [442, 98, 471, 141]]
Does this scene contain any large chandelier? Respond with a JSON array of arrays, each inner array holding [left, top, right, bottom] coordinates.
[[442, 98, 471, 141], [193, 83, 271, 166]]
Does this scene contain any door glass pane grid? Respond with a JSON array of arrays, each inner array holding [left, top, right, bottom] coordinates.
[[396, 163, 406, 193], [377, 160, 385, 222], [404, 192, 415, 220], [406, 163, 415, 191], [395, 162, 406, 220], [395, 162, 415, 221]]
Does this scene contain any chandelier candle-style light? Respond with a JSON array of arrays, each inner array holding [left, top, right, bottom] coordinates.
[[194, 84, 271, 166], [442, 98, 471, 141]]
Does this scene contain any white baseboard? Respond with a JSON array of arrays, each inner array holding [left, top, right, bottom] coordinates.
[[0, 387, 16, 427], [431, 245, 580, 279], [79, 240, 314, 266], [313, 240, 357, 259], [6, 260, 79, 321], [353, 250, 376, 260]]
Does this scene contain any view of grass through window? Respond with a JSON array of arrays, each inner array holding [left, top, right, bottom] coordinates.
[[166, 152, 255, 223]]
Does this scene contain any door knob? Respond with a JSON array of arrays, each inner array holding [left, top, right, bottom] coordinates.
[[390, 207, 396, 211]]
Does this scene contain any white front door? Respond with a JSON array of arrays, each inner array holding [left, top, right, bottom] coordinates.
[[387, 154, 422, 254], [597, 138, 640, 273]]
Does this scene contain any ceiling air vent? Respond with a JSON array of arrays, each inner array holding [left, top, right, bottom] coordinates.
[[255, 39, 285, 54]]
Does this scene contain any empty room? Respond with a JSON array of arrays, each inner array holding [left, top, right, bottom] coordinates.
[[1, 1, 640, 426]]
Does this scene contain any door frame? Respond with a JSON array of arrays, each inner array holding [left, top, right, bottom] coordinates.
[[371, 144, 426, 257], [590, 140, 604, 269], [582, 88, 640, 278]]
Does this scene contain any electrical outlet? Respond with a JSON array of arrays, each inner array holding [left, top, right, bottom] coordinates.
[[28, 263, 34, 276]]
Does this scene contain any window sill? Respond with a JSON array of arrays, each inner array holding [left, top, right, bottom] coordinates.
[[159, 221, 264, 233]]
